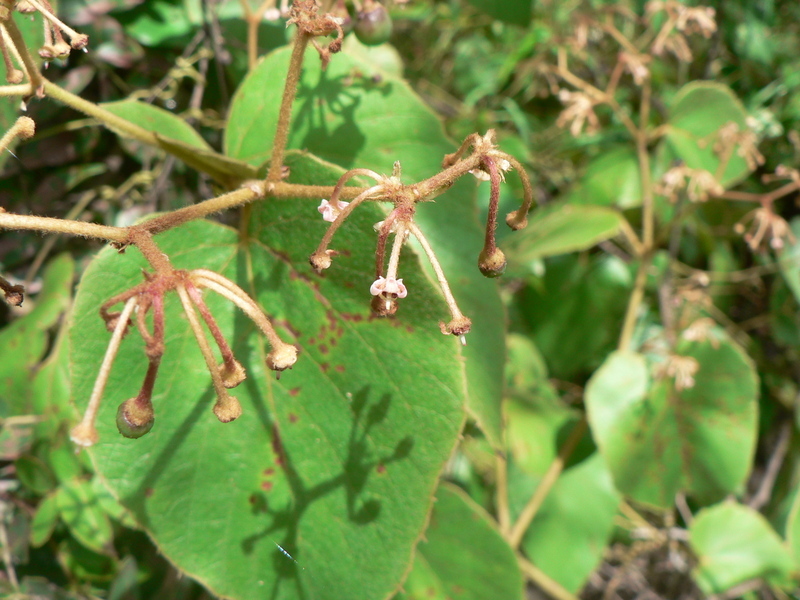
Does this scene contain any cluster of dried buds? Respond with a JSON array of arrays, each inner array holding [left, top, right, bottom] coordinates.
[[70, 266, 297, 447], [310, 129, 532, 345], [0, 0, 89, 79]]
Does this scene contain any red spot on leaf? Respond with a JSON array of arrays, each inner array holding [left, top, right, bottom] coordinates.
[[319, 344, 329, 354], [261, 481, 273, 491], [320, 363, 330, 372], [288, 413, 298, 423], [264, 468, 274, 476], [289, 387, 301, 397], [376, 464, 386, 474], [145, 488, 154, 498]]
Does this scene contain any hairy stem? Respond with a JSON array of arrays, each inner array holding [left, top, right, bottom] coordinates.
[[267, 31, 310, 182]]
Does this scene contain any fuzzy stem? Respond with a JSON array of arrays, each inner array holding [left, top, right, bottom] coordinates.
[[185, 282, 239, 370], [191, 270, 286, 351], [0, 211, 126, 242], [71, 297, 138, 446], [482, 156, 500, 255], [406, 222, 464, 322], [266, 31, 310, 182], [329, 168, 383, 203], [374, 210, 399, 278], [25, 0, 85, 43], [312, 184, 384, 257], [2, 18, 42, 92], [385, 221, 407, 280], [175, 284, 231, 400], [507, 417, 587, 549]]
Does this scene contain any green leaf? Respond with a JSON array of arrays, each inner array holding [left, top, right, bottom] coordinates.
[[225, 47, 505, 447], [30, 493, 60, 548], [0, 254, 74, 414], [465, 0, 533, 26], [521, 453, 620, 594], [398, 484, 524, 600], [690, 501, 794, 594], [663, 82, 753, 188], [70, 154, 466, 600], [101, 100, 211, 150], [100, 100, 257, 186], [55, 479, 114, 554], [505, 202, 624, 270], [516, 255, 632, 380], [15, 455, 56, 495], [777, 218, 800, 305], [585, 335, 759, 508], [567, 147, 642, 209]]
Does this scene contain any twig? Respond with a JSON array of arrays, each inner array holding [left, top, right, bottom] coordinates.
[[518, 555, 579, 600], [748, 420, 792, 511]]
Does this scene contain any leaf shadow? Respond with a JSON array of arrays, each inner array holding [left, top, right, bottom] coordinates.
[[292, 68, 393, 169]]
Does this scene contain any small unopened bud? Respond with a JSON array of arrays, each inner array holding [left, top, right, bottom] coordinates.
[[116, 397, 155, 439], [70, 422, 99, 447], [70, 33, 89, 50], [219, 359, 246, 388], [16, 117, 35, 139], [310, 250, 334, 272], [3, 284, 24, 306], [266, 344, 298, 372], [0, 7, 10, 20], [213, 392, 243, 423], [506, 211, 528, 230], [478, 247, 507, 278], [6, 69, 23, 84], [440, 316, 472, 338], [371, 295, 398, 316]]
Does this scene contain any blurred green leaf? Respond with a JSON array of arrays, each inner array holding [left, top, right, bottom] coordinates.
[[585, 335, 758, 508], [521, 453, 620, 594], [465, 0, 534, 27], [398, 483, 524, 600], [30, 492, 59, 548], [690, 501, 793, 594], [663, 82, 753, 188], [567, 147, 642, 209], [505, 202, 624, 270], [15, 454, 56, 495], [55, 479, 114, 554]]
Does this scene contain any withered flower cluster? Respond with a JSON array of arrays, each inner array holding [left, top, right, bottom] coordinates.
[[70, 266, 297, 447], [310, 130, 533, 345]]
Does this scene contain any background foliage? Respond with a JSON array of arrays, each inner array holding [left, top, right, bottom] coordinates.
[[3, 1, 800, 599]]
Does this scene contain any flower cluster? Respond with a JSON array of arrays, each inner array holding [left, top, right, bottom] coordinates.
[[309, 130, 532, 345], [1, 0, 89, 74], [655, 164, 723, 203], [648, 1, 717, 63], [70, 267, 297, 446]]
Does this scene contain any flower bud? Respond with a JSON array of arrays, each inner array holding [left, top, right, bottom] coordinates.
[[267, 344, 298, 372], [310, 250, 333, 272], [116, 397, 155, 439], [506, 211, 528, 230], [213, 392, 243, 423], [16, 117, 35, 139], [219, 359, 246, 388], [440, 315, 472, 337], [478, 247, 507, 278], [371, 294, 398, 316], [70, 422, 99, 447]]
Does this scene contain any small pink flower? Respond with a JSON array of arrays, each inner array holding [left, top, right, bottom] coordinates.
[[317, 199, 350, 223], [370, 276, 408, 299]]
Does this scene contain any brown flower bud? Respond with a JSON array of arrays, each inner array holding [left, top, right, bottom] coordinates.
[[440, 315, 472, 337], [310, 250, 333, 272], [213, 392, 243, 423], [116, 397, 155, 439], [219, 359, 246, 388], [371, 294, 398, 317], [478, 247, 507, 278], [266, 344, 298, 372]]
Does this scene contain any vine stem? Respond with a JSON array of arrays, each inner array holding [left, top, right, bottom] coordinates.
[[266, 31, 310, 182], [507, 417, 587, 549], [517, 556, 579, 600]]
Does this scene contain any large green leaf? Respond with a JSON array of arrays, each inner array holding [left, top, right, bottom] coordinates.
[[70, 153, 465, 600], [690, 501, 794, 594], [566, 147, 642, 209], [585, 335, 758, 508], [225, 46, 506, 447], [521, 453, 620, 594], [100, 100, 258, 186], [663, 82, 753, 188], [397, 484, 523, 600], [505, 202, 624, 271]]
